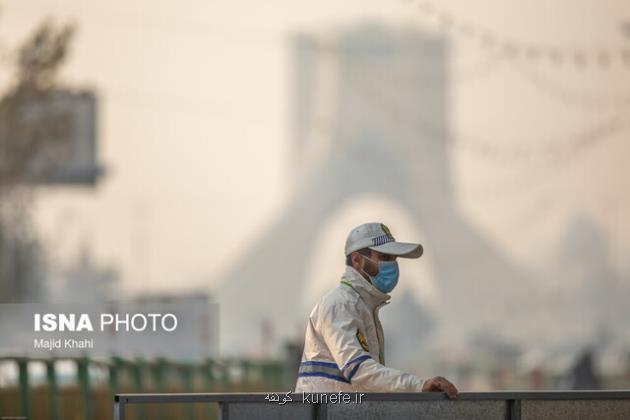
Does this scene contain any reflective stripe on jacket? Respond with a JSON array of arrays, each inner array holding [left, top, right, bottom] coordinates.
[[294, 266, 425, 392]]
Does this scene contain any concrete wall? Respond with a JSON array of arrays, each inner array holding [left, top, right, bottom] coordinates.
[[114, 391, 630, 420], [218, 393, 630, 420]]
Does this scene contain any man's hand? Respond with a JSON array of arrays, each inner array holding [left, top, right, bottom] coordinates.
[[421, 376, 459, 399]]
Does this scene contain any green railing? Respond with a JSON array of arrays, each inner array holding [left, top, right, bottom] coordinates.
[[0, 356, 287, 420]]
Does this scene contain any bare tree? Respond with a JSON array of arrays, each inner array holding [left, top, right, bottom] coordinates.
[[0, 19, 75, 301], [0, 20, 75, 189]]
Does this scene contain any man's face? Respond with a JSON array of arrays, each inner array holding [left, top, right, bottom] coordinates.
[[355, 250, 397, 278]]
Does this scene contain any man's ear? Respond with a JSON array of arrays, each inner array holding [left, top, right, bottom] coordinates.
[[351, 252, 362, 268]]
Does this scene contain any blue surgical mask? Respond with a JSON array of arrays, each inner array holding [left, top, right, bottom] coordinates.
[[362, 255, 399, 293]]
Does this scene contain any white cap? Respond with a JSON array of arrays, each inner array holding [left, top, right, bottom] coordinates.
[[344, 222, 423, 258]]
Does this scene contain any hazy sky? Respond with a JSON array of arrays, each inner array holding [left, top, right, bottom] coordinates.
[[1, 0, 629, 301]]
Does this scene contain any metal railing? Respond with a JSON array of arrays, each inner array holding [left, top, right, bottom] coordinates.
[[114, 390, 630, 420]]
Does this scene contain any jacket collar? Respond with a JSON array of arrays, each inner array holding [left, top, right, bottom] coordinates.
[[341, 266, 390, 310]]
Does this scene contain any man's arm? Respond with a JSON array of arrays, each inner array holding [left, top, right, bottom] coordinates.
[[319, 302, 456, 395]]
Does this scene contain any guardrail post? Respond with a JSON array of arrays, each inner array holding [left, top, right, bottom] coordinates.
[[264, 361, 283, 390], [150, 358, 165, 420], [109, 357, 124, 420], [204, 359, 215, 388], [261, 360, 270, 388], [507, 398, 521, 420], [241, 360, 250, 386], [17, 358, 30, 419], [221, 361, 230, 391], [109, 357, 121, 393], [130, 359, 145, 420], [76, 357, 92, 420], [180, 365, 194, 420], [46, 358, 60, 420], [151, 358, 165, 392], [113, 395, 126, 420]]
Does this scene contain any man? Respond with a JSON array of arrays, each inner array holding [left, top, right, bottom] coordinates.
[[295, 222, 458, 398]]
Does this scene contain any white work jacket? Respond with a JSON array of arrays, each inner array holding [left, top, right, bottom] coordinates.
[[294, 266, 425, 392]]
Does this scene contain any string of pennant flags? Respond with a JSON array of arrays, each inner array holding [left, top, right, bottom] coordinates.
[[349, 68, 629, 161], [304, 37, 630, 111], [509, 62, 630, 111], [303, 35, 630, 163], [304, 59, 629, 167], [404, 0, 630, 70], [345, 71, 629, 199]]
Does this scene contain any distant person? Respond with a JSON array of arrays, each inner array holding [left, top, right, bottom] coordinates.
[[294, 222, 458, 398]]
